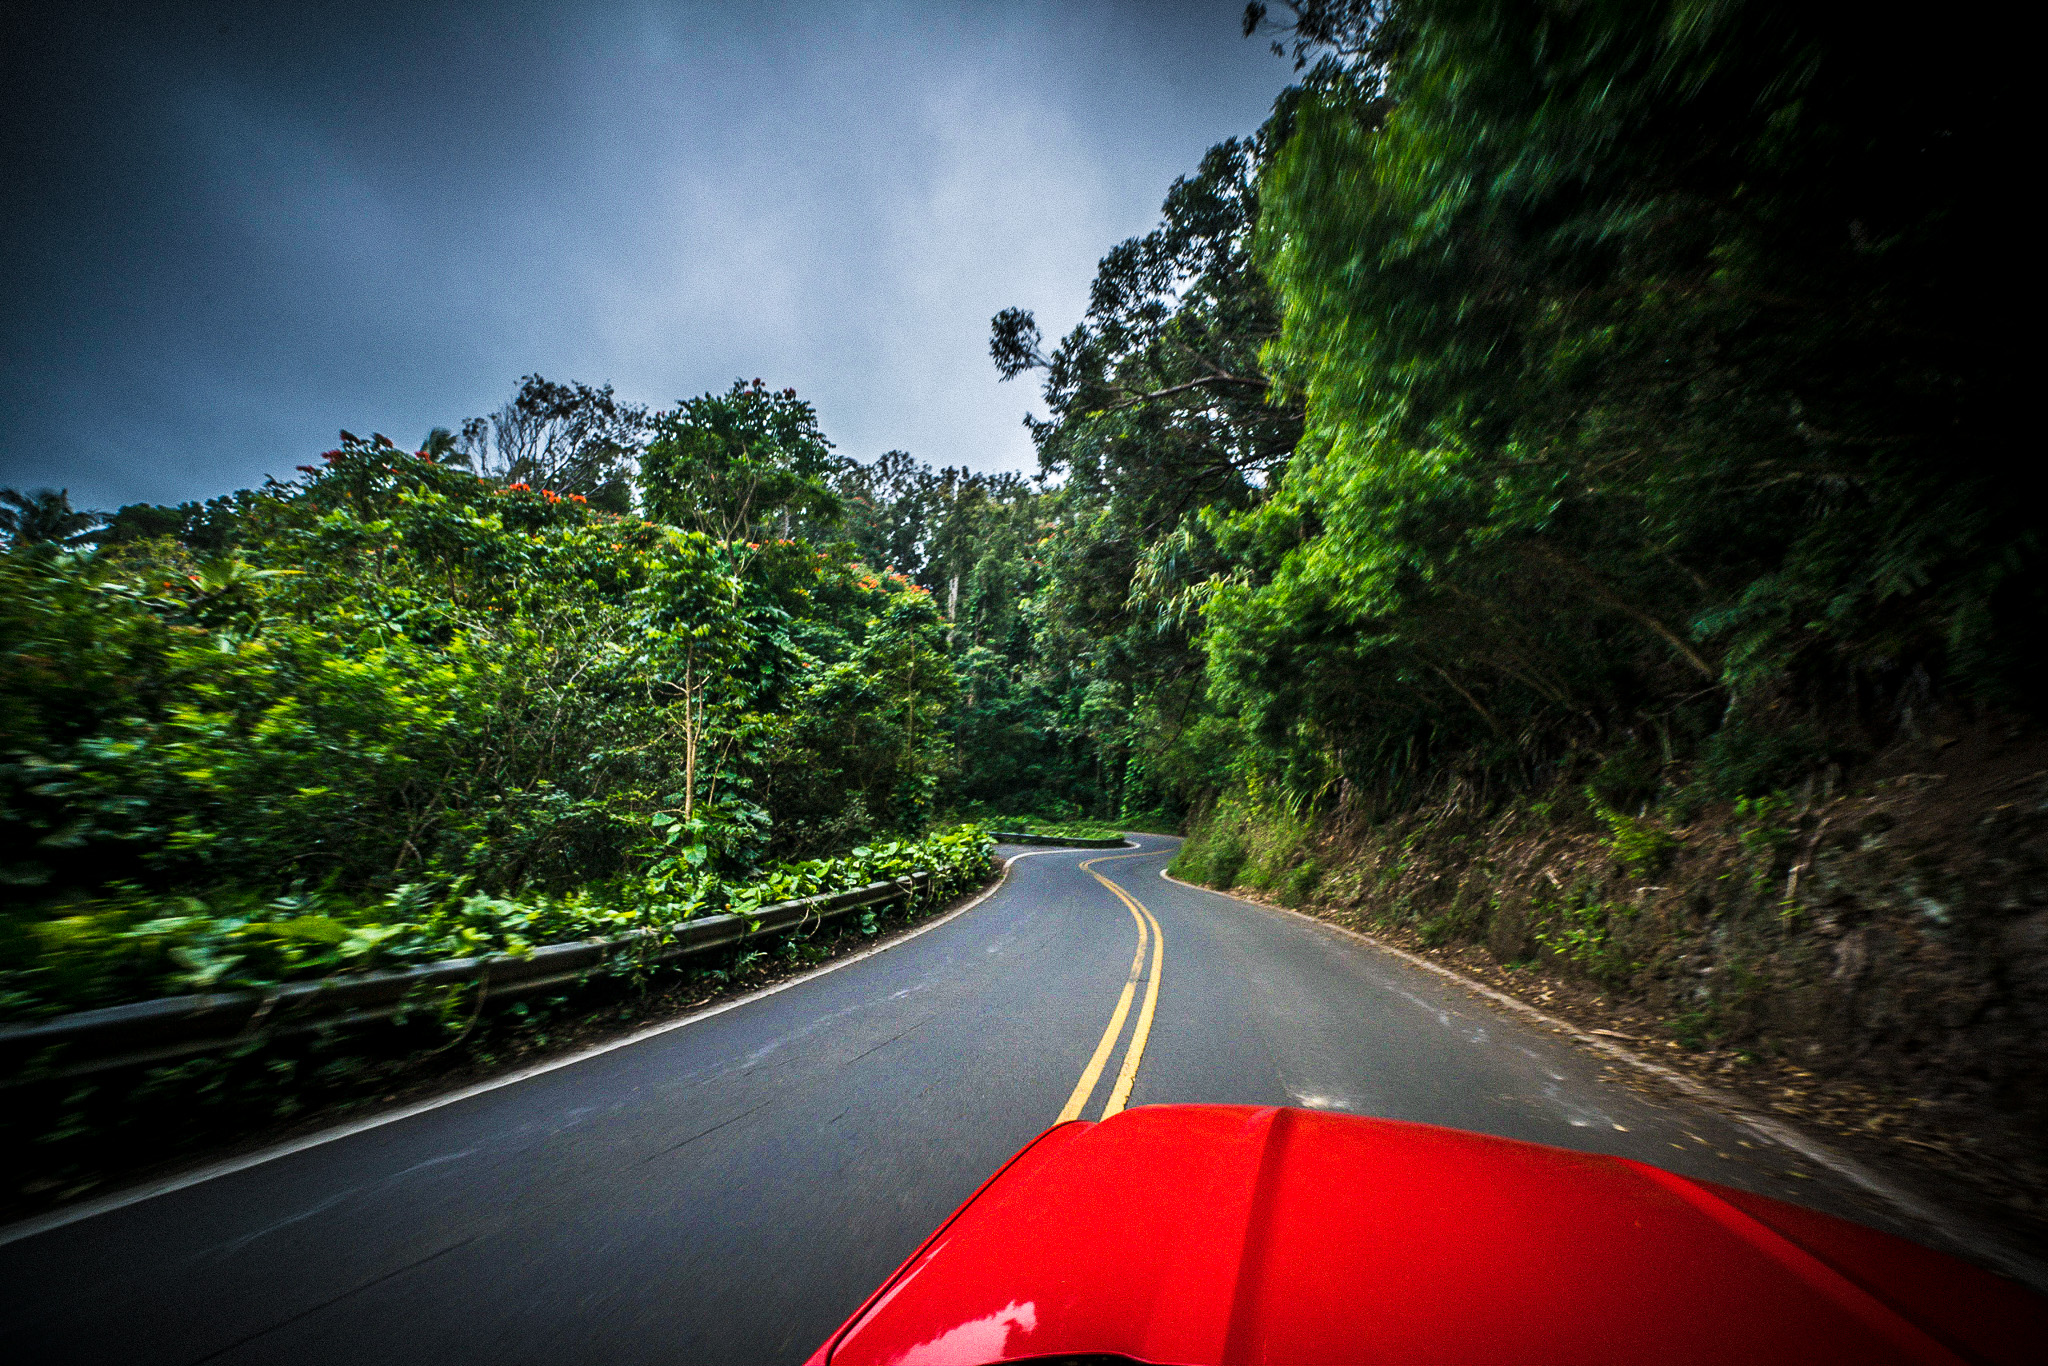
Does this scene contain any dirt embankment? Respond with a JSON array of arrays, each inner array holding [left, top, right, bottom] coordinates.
[[1174, 727, 2048, 1246]]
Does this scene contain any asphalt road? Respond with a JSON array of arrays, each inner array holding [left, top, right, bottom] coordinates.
[[0, 836, 1972, 1363]]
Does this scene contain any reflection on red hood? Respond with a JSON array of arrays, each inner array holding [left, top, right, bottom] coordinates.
[[808, 1105, 2044, 1366]]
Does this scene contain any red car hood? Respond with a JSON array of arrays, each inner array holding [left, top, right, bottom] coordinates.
[[809, 1104, 2042, 1366]]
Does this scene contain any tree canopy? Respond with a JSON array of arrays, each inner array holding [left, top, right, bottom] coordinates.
[[641, 379, 842, 542]]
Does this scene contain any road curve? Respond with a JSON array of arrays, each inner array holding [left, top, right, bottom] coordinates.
[[0, 836, 1964, 1363]]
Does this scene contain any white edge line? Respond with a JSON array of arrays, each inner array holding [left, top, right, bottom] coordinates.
[[0, 848, 1076, 1248], [1154, 862, 2048, 1291]]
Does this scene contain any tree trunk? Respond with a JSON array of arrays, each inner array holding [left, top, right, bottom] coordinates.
[[682, 652, 698, 821]]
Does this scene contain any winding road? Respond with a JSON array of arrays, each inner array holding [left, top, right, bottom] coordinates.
[[0, 836, 1983, 1363]]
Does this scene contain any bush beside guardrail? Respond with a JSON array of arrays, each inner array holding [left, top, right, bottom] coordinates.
[[5, 828, 992, 1019], [987, 831, 1132, 849], [1, 831, 1134, 1082], [0, 874, 939, 1084], [3, 826, 998, 1085]]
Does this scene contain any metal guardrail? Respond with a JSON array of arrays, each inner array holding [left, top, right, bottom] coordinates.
[[987, 831, 1132, 848], [0, 873, 936, 1084]]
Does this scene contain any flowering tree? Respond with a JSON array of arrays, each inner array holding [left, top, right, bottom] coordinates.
[[455, 374, 648, 513]]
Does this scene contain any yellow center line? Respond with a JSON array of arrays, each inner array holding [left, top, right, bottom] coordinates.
[[1056, 891, 1148, 1123], [1055, 852, 1168, 1123], [1096, 879, 1163, 1118]]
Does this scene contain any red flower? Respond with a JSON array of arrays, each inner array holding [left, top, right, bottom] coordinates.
[[568, 493, 587, 504]]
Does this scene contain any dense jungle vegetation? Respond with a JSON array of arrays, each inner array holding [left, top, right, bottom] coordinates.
[[2, 0, 2032, 1042], [985, 0, 2032, 827], [3, 369, 1040, 1017]]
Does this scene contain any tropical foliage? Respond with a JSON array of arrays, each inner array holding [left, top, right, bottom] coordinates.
[[0, 488, 101, 549], [5, 826, 990, 1020], [986, 0, 2030, 833], [1202, 0, 2030, 812], [2, 431, 969, 1020]]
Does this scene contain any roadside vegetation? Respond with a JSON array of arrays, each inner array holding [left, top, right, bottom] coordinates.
[[3, 423, 990, 1019], [1166, 736, 2048, 1228], [969, 813, 1168, 840]]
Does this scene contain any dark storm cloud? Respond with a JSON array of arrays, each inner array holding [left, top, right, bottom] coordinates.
[[0, 1, 1295, 509]]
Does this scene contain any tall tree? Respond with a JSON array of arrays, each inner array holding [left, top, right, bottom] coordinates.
[[984, 128, 1310, 821], [456, 374, 648, 513], [1196, 0, 2036, 809], [640, 379, 842, 543], [836, 449, 935, 578], [0, 488, 101, 550], [992, 131, 1300, 531]]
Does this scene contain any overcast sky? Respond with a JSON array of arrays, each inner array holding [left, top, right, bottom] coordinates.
[[1, 1, 1297, 510]]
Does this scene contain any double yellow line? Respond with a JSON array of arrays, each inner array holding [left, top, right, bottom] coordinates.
[[1057, 853, 1165, 1122]]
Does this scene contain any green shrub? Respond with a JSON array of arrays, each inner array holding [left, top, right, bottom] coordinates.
[[1732, 793, 1796, 893], [0, 826, 993, 1021], [1589, 743, 1663, 811], [1417, 895, 1485, 947], [1587, 789, 1680, 878], [1190, 834, 1245, 889], [1700, 722, 1829, 800], [977, 813, 1127, 840], [1531, 885, 1637, 985], [1282, 857, 1323, 906], [1115, 807, 1180, 836], [3, 440, 973, 1024], [1167, 805, 1247, 888]]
